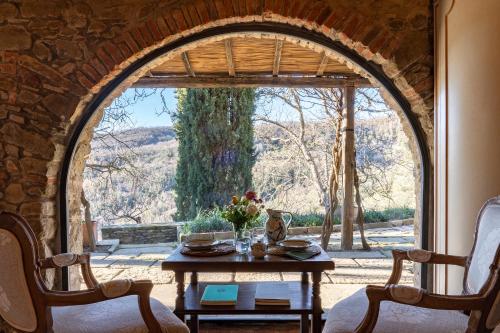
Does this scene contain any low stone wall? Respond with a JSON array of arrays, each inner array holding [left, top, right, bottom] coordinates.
[[101, 223, 178, 244], [181, 219, 414, 242]]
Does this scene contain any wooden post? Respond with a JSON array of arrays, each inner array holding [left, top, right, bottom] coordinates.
[[341, 85, 355, 250]]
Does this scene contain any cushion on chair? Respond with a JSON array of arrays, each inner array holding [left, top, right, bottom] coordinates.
[[323, 289, 469, 333], [0, 229, 37, 332], [52, 295, 189, 333], [466, 200, 500, 294]]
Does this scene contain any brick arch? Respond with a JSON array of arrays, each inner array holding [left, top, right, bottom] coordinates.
[[60, 16, 433, 288]]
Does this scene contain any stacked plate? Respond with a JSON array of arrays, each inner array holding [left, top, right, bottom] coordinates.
[[183, 239, 219, 250], [276, 239, 312, 250]]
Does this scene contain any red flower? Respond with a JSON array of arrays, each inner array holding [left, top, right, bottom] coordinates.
[[245, 191, 257, 201]]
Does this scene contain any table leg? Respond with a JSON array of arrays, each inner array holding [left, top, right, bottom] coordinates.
[[301, 313, 309, 333], [301, 272, 309, 284], [191, 271, 198, 285], [189, 314, 199, 333], [174, 271, 185, 322], [311, 271, 322, 333]]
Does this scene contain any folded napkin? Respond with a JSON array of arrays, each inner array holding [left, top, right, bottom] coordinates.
[[286, 250, 317, 260]]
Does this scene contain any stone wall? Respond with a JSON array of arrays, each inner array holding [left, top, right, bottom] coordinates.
[[102, 223, 178, 244], [0, 0, 434, 294]]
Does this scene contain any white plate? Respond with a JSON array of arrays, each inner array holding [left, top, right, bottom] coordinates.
[[277, 239, 312, 250], [184, 240, 218, 250]]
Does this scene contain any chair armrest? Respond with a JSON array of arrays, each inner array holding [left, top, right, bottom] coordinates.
[[45, 279, 163, 333], [354, 284, 485, 333], [387, 249, 468, 285], [39, 253, 98, 289]]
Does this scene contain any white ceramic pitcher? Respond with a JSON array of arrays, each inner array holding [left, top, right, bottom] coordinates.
[[265, 209, 292, 244]]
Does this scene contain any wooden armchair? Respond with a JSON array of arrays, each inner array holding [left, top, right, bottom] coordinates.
[[0, 212, 189, 333], [323, 196, 500, 333]]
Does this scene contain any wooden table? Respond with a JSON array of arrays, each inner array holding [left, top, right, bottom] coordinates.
[[162, 246, 335, 333]]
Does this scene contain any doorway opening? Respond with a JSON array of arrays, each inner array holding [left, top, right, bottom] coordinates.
[[60, 24, 431, 296]]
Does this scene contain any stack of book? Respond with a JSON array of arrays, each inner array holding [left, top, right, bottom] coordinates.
[[200, 284, 239, 306], [255, 282, 290, 306]]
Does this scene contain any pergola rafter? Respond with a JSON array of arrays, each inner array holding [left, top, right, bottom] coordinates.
[[181, 52, 195, 77], [134, 36, 371, 88], [272, 39, 284, 76], [316, 51, 329, 77], [224, 39, 236, 77]]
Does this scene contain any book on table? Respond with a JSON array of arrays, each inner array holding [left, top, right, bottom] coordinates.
[[255, 282, 290, 306], [200, 284, 239, 305]]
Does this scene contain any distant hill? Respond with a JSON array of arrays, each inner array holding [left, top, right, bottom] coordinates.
[[92, 126, 176, 150], [84, 117, 416, 224]]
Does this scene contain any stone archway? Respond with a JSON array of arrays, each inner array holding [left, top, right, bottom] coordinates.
[[62, 23, 432, 289], [0, 0, 433, 290]]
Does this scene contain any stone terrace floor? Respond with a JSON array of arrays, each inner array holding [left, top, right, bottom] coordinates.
[[84, 225, 415, 311]]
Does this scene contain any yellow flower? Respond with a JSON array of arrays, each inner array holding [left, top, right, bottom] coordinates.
[[231, 196, 239, 204]]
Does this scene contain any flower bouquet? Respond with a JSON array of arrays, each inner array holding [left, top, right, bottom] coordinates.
[[221, 191, 264, 253]]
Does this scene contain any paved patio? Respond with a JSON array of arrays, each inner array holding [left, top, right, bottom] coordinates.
[[84, 225, 415, 310]]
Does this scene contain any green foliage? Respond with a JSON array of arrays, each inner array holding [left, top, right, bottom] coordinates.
[[174, 88, 256, 221], [290, 213, 337, 227], [182, 209, 232, 234], [182, 207, 414, 234], [364, 207, 415, 223]]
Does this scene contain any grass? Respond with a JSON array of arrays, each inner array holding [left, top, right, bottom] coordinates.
[[181, 207, 415, 233]]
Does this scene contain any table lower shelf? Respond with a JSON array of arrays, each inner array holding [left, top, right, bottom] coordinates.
[[179, 281, 312, 315]]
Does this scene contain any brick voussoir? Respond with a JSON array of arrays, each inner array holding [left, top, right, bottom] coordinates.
[[186, 3, 202, 27], [172, 8, 189, 31], [131, 27, 148, 49], [76, 70, 96, 89], [121, 32, 142, 54], [194, 0, 211, 23], [145, 19, 164, 42], [103, 42, 126, 64], [156, 16, 172, 36], [95, 48, 115, 71]]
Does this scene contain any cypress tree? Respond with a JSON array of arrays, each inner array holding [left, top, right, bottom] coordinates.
[[174, 88, 256, 221]]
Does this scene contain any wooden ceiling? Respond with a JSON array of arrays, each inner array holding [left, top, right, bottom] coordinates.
[[133, 37, 371, 88]]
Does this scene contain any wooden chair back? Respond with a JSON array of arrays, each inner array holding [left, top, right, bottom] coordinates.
[[463, 196, 500, 330], [0, 212, 52, 332]]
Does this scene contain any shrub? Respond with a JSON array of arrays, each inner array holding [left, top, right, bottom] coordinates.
[[290, 213, 328, 227], [182, 207, 414, 234], [183, 208, 263, 234], [182, 209, 232, 234], [364, 207, 415, 223]]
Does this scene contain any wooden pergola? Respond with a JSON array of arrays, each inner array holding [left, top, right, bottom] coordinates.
[[134, 36, 371, 250], [133, 37, 371, 89]]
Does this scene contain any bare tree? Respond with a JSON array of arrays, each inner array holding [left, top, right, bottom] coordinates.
[[82, 88, 161, 225]]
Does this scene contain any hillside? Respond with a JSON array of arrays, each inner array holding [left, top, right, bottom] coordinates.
[[83, 116, 416, 224]]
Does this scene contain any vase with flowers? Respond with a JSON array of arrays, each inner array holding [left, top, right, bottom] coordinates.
[[221, 191, 264, 254]]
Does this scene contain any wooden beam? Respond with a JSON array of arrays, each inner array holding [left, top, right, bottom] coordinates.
[[133, 75, 371, 88], [224, 39, 235, 77], [316, 52, 329, 77], [181, 52, 195, 77], [341, 85, 356, 250], [272, 40, 284, 76]]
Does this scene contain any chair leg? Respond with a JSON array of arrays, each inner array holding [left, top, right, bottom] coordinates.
[[301, 313, 310, 333]]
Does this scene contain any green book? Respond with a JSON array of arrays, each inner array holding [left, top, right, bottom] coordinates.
[[200, 284, 239, 305]]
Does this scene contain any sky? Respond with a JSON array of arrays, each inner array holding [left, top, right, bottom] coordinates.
[[107, 87, 392, 130], [121, 88, 176, 127]]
